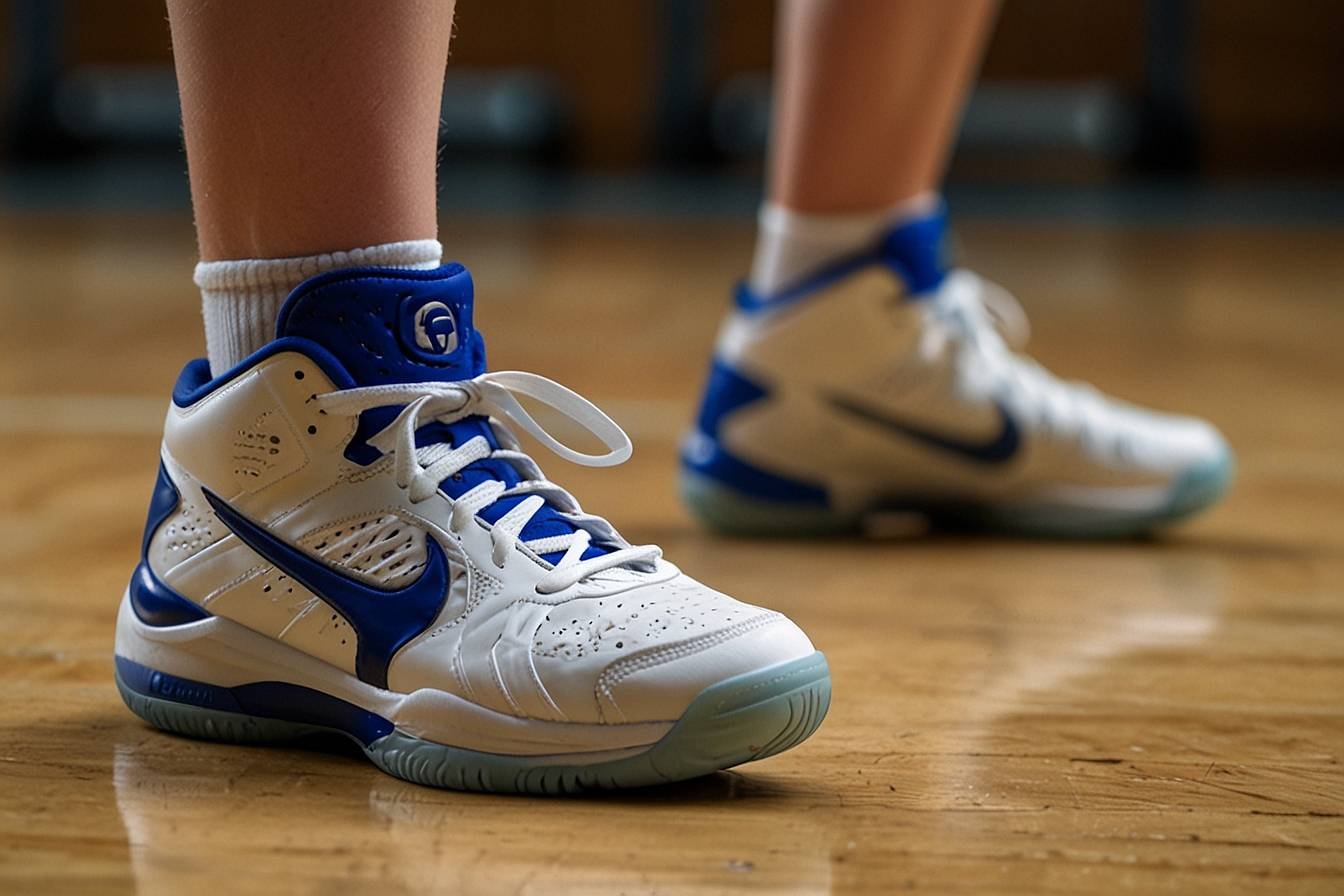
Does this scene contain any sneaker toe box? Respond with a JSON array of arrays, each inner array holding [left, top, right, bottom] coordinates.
[[531, 574, 816, 725], [1163, 426, 1235, 518], [596, 610, 816, 725]]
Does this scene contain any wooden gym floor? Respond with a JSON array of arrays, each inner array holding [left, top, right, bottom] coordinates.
[[1, 211, 1341, 894]]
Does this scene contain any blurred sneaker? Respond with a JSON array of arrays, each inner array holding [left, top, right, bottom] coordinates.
[[116, 264, 829, 793], [683, 209, 1233, 537]]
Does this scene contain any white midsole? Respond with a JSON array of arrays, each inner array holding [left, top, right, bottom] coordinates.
[[114, 592, 673, 759]]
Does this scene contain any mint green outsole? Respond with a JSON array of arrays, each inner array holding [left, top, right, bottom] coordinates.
[[116, 651, 831, 795]]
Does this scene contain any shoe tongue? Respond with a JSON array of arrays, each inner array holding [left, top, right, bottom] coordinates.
[[275, 264, 486, 386], [276, 264, 605, 564], [880, 205, 949, 296]]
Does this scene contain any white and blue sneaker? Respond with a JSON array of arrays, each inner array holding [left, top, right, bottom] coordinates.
[[115, 264, 829, 793], [683, 209, 1233, 537]]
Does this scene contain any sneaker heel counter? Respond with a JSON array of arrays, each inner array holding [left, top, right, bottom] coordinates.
[[140, 460, 181, 558], [681, 360, 828, 507], [127, 461, 209, 626], [682, 358, 751, 480]]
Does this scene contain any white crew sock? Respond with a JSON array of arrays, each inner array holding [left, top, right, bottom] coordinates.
[[748, 193, 939, 296], [196, 239, 443, 374]]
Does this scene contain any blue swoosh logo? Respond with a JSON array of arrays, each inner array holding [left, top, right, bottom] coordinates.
[[827, 394, 1021, 464], [202, 488, 449, 689]]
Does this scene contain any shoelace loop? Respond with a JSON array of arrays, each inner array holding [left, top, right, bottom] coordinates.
[[315, 371, 660, 593], [932, 270, 1127, 450]]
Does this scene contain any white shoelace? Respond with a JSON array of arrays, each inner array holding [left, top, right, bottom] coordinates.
[[930, 270, 1128, 452], [316, 371, 661, 593]]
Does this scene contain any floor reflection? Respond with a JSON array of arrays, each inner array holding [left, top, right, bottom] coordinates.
[[933, 548, 1230, 812], [112, 738, 837, 894]]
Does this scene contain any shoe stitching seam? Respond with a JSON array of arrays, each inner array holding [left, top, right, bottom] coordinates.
[[594, 611, 782, 710]]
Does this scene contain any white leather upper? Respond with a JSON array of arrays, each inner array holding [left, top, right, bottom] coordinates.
[[712, 266, 1228, 515], [148, 352, 814, 724]]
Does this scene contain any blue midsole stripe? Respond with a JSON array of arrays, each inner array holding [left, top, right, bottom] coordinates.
[[115, 656, 394, 747]]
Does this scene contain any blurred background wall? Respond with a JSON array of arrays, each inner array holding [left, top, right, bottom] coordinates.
[[3, 0, 1343, 213]]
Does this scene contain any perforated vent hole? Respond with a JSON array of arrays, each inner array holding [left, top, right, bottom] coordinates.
[[160, 492, 216, 558], [232, 412, 288, 480], [326, 612, 349, 646], [301, 514, 426, 587], [259, 571, 295, 597], [533, 579, 751, 661]]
